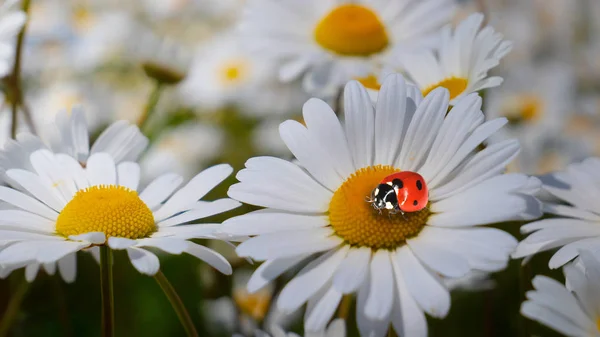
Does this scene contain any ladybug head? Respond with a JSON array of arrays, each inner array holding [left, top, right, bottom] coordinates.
[[370, 183, 397, 211]]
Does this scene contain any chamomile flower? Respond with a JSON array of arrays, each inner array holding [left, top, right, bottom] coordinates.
[[0, 149, 239, 276], [223, 75, 541, 335], [521, 251, 600, 337], [180, 33, 306, 116], [513, 157, 600, 269], [0, 111, 146, 282], [0, 0, 25, 77], [396, 13, 512, 105], [240, 0, 455, 97]]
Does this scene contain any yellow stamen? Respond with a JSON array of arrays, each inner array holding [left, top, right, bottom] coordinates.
[[329, 166, 429, 250], [356, 74, 381, 91], [219, 59, 249, 85], [504, 95, 542, 124], [233, 288, 271, 321], [56, 185, 156, 240], [422, 77, 468, 100], [314, 4, 389, 56]]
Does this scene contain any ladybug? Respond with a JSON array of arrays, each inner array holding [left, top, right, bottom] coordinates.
[[368, 171, 428, 214]]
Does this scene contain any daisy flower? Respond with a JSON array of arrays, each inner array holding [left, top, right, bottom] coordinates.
[[223, 75, 541, 335], [0, 149, 239, 276], [236, 319, 346, 337], [513, 157, 600, 269], [0, 109, 147, 282], [0, 0, 26, 77], [240, 0, 455, 96], [486, 61, 576, 174], [179, 32, 307, 116], [395, 13, 513, 105], [521, 251, 600, 337]]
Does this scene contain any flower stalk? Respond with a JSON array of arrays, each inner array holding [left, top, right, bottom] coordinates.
[[137, 81, 164, 132], [99, 246, 115, 337], [154, 270, 199, 337]]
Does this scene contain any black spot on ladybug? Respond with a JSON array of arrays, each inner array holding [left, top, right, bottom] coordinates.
[[392, 179, 403, 188], [413, 200, 418, 206], [416, 180, 423, 191]]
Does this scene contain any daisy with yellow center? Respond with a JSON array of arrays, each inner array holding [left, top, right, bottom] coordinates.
[[223, 75, 541, 335], [0, 108, 148, 282], [180, 33, 306, 116], [522, 251, 600, 337], [240, 0, 455, 96], [0, 149, 239, 276], [394, 13, 512, 105]]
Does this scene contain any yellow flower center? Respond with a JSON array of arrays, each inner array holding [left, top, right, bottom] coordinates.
[[329, 166, 430, 250], [314, 4, 389, 57], [356, 74, 381, 91], [233, 288, 272, 321], [503, 95, 542, 125], [219, 59, 249, 85], [596, 318, 600, 333], [422, 77, 468, 100], [56, 185, 156, 240]]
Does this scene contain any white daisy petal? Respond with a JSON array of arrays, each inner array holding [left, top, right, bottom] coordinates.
[[86, 153, 117, 186], [117, 162, 140, 191], [139, 173, 184, 210], [29, 150, 78, 202], [396, 87, 449, 171], [0, 209, 55, 232], [231, 156, 332, 212], [303, 98, 355, 177], [395, 246, 450, 318], [158, 199, 241, 227], [407, 229, 470, 278], [58, 253, 77, 283], [521, 300, 591, 337], [0, 186, 57, 220], [223, 210, 328, 236], [6, 169, 66, 211], [25, 263, 40, 282], [277, 247, 348, 313], [344, 81, 375, 169], [135, 237, 189, 254], [126, 247, 160, 275], [374, 74, 407, 165], [356, 276, 389, 337], [279, 120, 343, 191], [185, 242, 232, 275], [70, 107, 90, 162], [107, 237, 137, 249], [365, 250, 394, 320], [332, 247, 371, 294], [55, 154, 90, 189], [69, 232, 106, 245], [235, 228, 342, 261], [391, 261, 428, 337], [35, 241, 90, 264], [153, 164, 233, 222], [247, 255, 309, 293], [305, 283, 343, 332]]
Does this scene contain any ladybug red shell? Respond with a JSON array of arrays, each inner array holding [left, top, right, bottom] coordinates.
[[369, 171, 429, 214]]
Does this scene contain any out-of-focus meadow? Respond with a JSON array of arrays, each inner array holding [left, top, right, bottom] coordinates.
[[0, 0, 599, 336]]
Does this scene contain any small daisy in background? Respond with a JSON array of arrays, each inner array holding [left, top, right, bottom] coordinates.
[[223, 75, 541, 335], [395, 13, 512, 105], [521, 251, 600, 337], [513, 157, 600, 269], [486, 61, 576, 174], [0, 0, 26, 77], [179, 33, 307, 117], [239, 0, 455, 97]]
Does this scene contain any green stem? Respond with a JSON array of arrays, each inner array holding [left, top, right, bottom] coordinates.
[[137, 81, 164, 132], [9, 0, 33, 139], [100, 246, 115, 337], [0, 279, 31, 337], [154, 270, 199, 337]]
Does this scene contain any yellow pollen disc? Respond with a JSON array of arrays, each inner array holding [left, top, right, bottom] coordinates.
[[356, 74, 381, 90], [596, 318, 600, 332], [329, 166, 430, 250], [233, 288, 271, 321], [504, 95, 542, 124], [219, 59, 249, 85], [422, 77, 468, 100], [56, 185, 156, 240], [314, 4, 389, 57]]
